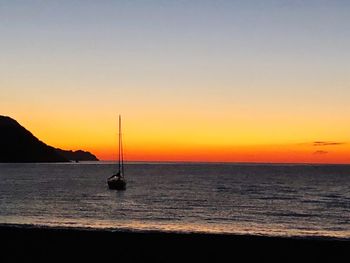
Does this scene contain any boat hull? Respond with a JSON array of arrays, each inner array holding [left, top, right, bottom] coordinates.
[[107, 177, 126, 190]]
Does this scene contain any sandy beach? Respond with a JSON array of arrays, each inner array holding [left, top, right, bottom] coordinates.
[[0, 224, 348, 262]]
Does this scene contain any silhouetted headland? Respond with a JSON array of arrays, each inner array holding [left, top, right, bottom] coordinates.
[[55, 148, 98, 161], [0, 116, 98, 162]]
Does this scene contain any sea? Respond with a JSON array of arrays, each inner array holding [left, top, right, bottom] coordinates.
[[0, 162, 349, 239]]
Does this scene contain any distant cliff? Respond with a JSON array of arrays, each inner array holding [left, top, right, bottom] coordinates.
[[0, 116, 98, 163], [55, 149, 98, 161]]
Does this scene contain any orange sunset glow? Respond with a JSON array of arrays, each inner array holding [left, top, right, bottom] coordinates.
[[9, 110, 349, 164]]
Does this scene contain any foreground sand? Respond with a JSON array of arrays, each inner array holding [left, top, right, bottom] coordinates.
[[0, 224, 348, 262]]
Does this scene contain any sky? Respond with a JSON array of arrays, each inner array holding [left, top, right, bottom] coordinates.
[[1, 0, 350, 163]]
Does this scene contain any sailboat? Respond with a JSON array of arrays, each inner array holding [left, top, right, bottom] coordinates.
[[107, 115, 126, 190]]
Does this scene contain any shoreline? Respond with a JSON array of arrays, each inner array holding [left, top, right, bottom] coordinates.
[[1, 224, 349, 262], [1, 223, 349, 241]]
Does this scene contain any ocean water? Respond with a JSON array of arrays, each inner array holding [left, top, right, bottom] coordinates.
[[0, 162, 349, 239]]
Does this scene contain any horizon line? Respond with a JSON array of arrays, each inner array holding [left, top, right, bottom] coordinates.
[[96, 160, 350, 165]]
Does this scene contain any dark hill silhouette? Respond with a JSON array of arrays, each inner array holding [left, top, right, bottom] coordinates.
[[0, 116, 98, 162], [55, 148, 98, 161]]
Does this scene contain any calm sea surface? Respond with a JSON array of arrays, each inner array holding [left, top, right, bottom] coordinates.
[[0, 162, 349, 239]]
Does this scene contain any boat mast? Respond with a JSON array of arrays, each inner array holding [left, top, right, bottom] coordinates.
[[118, 115, 121, 174], [120, 115, 124, 177]]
